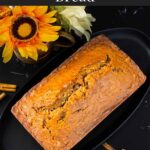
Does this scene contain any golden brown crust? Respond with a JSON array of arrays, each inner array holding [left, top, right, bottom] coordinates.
[[11, 35, 146, 150]]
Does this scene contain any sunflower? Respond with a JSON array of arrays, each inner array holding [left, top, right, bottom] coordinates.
[[0, 6, 61, 63]]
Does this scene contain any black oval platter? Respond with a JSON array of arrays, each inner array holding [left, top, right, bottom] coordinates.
[[0, 28, 150, 150]]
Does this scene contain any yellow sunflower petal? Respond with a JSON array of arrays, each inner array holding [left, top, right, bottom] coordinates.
[[39, 24, 61, 32], [2, 41, 14, 63], [39, 22, 61, 34], [40, 10, 57, 23], [41, 17, 57, 24], [3, 54, 13, 63], [34, 6, 48, 17], [0, 17, 12, 32], [2, 41, 13, 57], [18, 47, 28, 58], [22, 6, 36, 12], [40, 28, 58, 35], [44, 10, 57, 18], [0, 31, 9, 42], [39, 32, 59, 42], [26, 46, 38, 61], [36, 42, 48, 52], [13, 6, 22, 16], [39, 23, 60, 34], [49, 26, 61, 32], [0, 41, 4, 47]]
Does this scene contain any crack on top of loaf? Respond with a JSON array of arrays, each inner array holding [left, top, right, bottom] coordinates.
[[33, 54, 112, 126]]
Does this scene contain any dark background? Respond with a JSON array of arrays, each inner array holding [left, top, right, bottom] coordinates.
[[0, 7, 150, 150]]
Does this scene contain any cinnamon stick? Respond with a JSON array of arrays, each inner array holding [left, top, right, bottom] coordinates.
[[0, 92, 6, 101], [0, 83, 16, 89], [0, 83, 16, 92], [0, 87, 16, 92], [102, 142, 115, 150]]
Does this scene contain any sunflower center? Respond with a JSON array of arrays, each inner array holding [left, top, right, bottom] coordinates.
[[18, 23, 32, 38], [11, 16, 38, 41]]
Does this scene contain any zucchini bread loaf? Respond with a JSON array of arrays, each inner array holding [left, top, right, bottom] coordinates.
[[11, 35, 146, 150]]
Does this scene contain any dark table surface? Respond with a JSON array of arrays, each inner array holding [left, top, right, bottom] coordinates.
[[0, 6, 150, 150]]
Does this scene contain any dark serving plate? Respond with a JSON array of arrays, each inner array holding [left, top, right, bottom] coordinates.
[[0, 28, 150, 150]]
